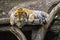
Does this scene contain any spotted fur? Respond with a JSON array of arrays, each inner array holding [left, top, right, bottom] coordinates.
[[10, 8, 49, 28]]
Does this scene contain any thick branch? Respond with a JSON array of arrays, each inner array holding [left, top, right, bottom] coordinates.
[[32, 3, 60, 40], [0, 18, 9, 24]]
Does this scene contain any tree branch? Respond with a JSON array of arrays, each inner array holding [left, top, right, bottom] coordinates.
[[0, 18, 9, 24], [32, 3, 60, 40]]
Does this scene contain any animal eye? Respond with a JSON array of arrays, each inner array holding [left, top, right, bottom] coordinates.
[[18, 12, 20, 13], [14, 15, 17, 17], [21, 12, 23, 13]]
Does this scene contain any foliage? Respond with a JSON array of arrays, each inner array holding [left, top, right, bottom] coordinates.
[[57, 32, 60, 40]]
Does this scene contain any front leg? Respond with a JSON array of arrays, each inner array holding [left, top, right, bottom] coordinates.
[[10, 14, 14, 26], [16, 21, 24, 28], [28, 14, 35, 23]]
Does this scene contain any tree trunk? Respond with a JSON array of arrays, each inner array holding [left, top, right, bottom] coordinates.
[[32, 3, 60, 40]]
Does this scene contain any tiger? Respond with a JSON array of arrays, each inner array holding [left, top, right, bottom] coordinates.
[[10, 8, 49, 28]]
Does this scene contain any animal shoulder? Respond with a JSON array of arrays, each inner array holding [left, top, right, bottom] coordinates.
[[18, 8, 34, 14]]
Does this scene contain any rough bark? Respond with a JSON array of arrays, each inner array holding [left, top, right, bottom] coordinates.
[[0, 18, 9, 24], [0, 26, 27, 40], [32, 3, 60, 40], [47, 1, 60, 13], [46, 0, 60, 13]]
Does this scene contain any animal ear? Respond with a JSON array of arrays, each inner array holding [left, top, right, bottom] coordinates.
[[24, 12, 27, 17], [10, 16, 14, 25], [18, 8, 23, 12]]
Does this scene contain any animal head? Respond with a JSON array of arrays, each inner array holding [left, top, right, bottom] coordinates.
[[15, 8, 27, 18], [10, 8, 27, 27]]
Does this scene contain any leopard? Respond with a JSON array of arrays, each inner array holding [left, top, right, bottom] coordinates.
[[10, 8, 49, 28]]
